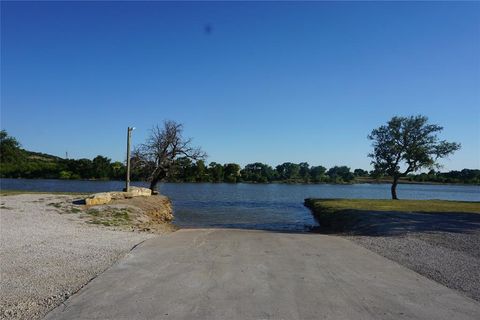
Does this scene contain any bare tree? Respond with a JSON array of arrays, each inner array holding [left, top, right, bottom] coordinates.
[[368, 115, 460, 200], [132, 121, 206, 193]]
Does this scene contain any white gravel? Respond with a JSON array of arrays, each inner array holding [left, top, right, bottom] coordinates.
[[0, 194, 155, 320], [343, 211, 480, 302]]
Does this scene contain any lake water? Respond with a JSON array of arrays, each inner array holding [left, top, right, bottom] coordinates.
[[1, 178, 479, 232]]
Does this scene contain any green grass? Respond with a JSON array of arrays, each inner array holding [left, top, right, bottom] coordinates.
[[86, 208, 100, 216], [304, 198, 480, 230], [85, 207, 132, 227], [69, 207, 82, 213], [305, 198, 480, 214], [47, 202, 63, 208]]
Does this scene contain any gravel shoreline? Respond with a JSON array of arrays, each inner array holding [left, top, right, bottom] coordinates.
[[0, 194, 156, 320], [342, 211, 480, 302]]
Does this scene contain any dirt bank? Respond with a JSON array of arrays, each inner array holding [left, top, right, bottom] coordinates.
[[82, 194, 176, 233]]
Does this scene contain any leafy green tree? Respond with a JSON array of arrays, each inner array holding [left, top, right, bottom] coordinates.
[[327, 166, 354, 183], [276, 162, 300, 181], [110, 161, 126, 180], [92, 155, 112, 179], [458, 169, 480, 183], [241, 162, 274, 183], [224, 163, 241, 183], [369, 115, 460, 199], [208, 162, 224, 182], [275, 164, 285, 180], [240, 162, 260, 182], [286, 163, 300, 181], [172, 157, 195, 182], [422, 169, 480, 184], [309, 165, 327, 182], [0, 130, 24, 163], [353, 168, 368, 177], [299, 162, 310, 183], [59, 170, 72, 179], [194, 160, 210, 182], [75, 159, 94, 179]]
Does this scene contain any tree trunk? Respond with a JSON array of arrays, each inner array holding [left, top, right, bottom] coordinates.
[[149, 170, 167, 194], [391, 177, 399, 200], [149, 177, 160, 194]]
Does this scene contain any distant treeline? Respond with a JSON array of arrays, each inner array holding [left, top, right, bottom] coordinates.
[[404, 169, 480, 184], [1, 130, 479, 184]]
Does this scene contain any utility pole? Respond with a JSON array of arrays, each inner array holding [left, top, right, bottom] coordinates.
[[125, 127, 134, 192]]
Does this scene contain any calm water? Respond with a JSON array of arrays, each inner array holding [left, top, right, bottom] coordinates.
[[1, 178, 479, 231]]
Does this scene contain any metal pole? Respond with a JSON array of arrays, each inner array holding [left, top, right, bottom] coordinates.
[[125, 127, 132, 192]]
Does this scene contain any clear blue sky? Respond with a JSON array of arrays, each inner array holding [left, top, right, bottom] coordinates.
[[1, 1, 479, 170]]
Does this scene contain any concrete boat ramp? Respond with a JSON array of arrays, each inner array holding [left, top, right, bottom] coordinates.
[[46, 229, 480, 320]]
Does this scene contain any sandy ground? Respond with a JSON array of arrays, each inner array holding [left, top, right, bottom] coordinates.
[[341, 211, 480, 301], [0, 194, 156, 320]]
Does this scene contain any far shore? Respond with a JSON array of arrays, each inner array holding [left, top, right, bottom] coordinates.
[[1, 177, 479, 187]]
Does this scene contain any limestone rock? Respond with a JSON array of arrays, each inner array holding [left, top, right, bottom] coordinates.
[[85, 187, 152, 206], [109, 192, 127, 200], [128, 187, 152, 197], [85, 193, 112, 206]]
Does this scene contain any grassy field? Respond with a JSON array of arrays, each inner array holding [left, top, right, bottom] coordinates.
[[304, 198, 480, 230], [305, 198, 480, 214]]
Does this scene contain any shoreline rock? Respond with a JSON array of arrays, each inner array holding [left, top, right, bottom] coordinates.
[[85, 187, 152, 206]]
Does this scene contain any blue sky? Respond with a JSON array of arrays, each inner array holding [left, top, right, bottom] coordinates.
[[1, 1, 479, 170]]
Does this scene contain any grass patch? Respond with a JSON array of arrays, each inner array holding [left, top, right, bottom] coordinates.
[[86, 208, 100, 216], [89, 220, 114, 226], [304, 198, 480, 231], [85, 207, 132, 227], [305, 198, 480, 214], [47, 202, 62, 208], [69, 207, 82, 214]]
